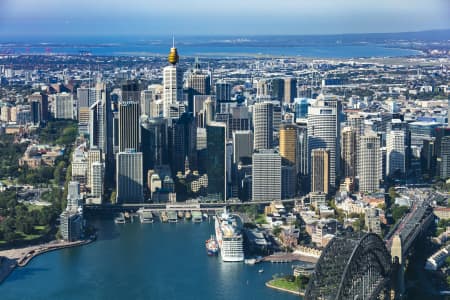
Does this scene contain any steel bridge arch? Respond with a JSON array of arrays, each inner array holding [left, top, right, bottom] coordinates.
[[305, 233, 392, 300]]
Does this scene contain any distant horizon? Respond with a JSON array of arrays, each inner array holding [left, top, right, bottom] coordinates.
[[0, 28, 449, 42]]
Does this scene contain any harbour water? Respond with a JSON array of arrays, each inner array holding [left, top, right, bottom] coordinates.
[[0, 35, 422, 58], [1, 218, 301, 300]]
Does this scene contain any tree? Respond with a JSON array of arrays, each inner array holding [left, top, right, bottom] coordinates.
[[392, 205, 409, 223], [273, 226, 282, 237]]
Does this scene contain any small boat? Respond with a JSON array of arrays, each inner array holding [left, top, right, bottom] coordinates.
[[177, 211, 184, 219], [114, 213, 126, 224], [258, 269, 264, 273], [160, 211, 169, 223], [124, 212, 130, 219], [185, 211, 192, 220], [138, 208, 154, 223], [203, 213, 209, 219], [168, 211, 178, 223], [205, 235, 219, 256], [244, 258, 257, 265], [192, 211, 202, 223]]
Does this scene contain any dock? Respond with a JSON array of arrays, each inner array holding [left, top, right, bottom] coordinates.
[[263, 252, 318, 264]]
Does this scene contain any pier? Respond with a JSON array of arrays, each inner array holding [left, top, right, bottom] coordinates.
[[263, 252, 319, 264]]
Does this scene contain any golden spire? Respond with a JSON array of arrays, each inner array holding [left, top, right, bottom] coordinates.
[[168, 35, 179, 65]]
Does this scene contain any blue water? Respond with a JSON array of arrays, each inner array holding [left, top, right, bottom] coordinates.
[[0, 35, 422, 58], [1, 219, 300, 300]]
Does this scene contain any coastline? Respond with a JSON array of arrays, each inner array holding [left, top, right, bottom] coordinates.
[[265, 280, 305, 296], [0, 238, 94, 284]]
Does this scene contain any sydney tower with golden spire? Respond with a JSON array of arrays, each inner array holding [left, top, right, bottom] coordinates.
[[163, 37, 183, 118]]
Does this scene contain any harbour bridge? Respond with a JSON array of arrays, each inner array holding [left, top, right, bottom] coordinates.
[[305, 190, 435, 300]]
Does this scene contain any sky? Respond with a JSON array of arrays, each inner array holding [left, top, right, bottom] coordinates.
[[0, 0, 449, 37]]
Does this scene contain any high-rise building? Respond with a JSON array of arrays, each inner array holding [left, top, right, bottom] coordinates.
[[89, 92, 106, 153], [386, 130, 405, 176], [252, 150, 281, 201], [358, 133, 381, 193], [296, 122, 309, 194], [186, 59, 211, 112], [118, 101, 140, 152], [141, 117, 168, 176], [121, 80, 140, 103], [283, 77, 297, 105], [253, 102, 273, 151], [307, 95, 341, 190], [29, 92, 48, 123], [279, 124, 297, 166], [341, 127, 356, 178], [215, 81, 232, 112], [206, 122, 227, 201], [67, 181, 82, 210], [233, 130, 253, 164], [435, 127, 450, 179], [163, 44, 183, 118], [293, 98, 309, 120], [87, 148, 101, 188], [281, 165, 296, 199], [271, 78, 284, 103], [169, 113, 197, 174], [116, 150, 143, 203], [51, 92, 73, 119], [311, 149, 329, 195], [91, 161, 103, 200], [347, 113, 365, 177]]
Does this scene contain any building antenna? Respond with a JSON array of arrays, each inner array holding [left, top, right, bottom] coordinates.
[[172, 35, 175, 48]]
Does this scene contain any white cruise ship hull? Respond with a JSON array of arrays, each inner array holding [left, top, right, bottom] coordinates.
[[215, 215, 244, 262]]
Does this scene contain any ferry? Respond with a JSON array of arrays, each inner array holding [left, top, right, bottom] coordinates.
[[185, 211, 192, 220], [177, 211, 185, 219], [205, 235, 219, 256], [114, 213, 126, 224], [137, 208, 154, 223], [167, 211, 178, 223], [192, 211, 203, 223], [215, 207, 244, 262]]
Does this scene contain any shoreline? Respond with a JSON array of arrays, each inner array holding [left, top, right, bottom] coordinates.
[[265, 280, 305, 296], [0, 238, 94, 284]]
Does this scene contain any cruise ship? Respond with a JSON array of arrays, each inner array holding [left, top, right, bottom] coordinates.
[[215, 208, 244, 262]]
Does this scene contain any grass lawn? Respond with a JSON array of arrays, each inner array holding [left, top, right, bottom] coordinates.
[[27, 204, 45, 212], [268, 277, 300, 292]]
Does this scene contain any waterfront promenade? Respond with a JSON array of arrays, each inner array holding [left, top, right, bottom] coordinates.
[[0, 239, 93, 284]]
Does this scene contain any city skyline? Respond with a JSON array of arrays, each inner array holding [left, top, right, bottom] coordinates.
[[0, 0, 449, 36]]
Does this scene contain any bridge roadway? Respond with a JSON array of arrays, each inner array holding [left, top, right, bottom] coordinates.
[[384, 188, 434, 256]]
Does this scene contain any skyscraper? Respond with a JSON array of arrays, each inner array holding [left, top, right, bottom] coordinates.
[[253, 101, 273, 151], [163, 43, 184, 118], [206, 122, 227, 201], [307, 95, 341, 190], [341, 126, 356, 178], [51, 92, 73, 119], [87, 148, 101, 189], [386, 130, 405, 176], [215, 81, 231, 112], [279, 124, 297, 166], [296, 122, 309, 193], [141, 117, 168, 175], [116, 150, 143, 203], [283, 77, 297, 104], [91, 161, 103, 201], [252, 150, 281, 201], [186, 59, 211, 112], [118, 101, 140, 152], [232, 130, 253, 164], [29, 92, 48, 124], [168, 112, 197, 174], [311, 149, 329, 195], [358, 133, 381, 193]]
